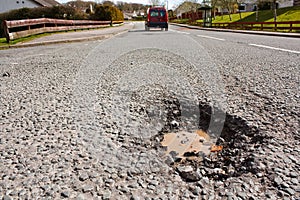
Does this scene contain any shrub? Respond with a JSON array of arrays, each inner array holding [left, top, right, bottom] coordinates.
[[0, 5, 88, 37], [0, 4, 123, 38], [0, 6, 87, 21], [90, 5, 124, 21], [110, 6, 124, 21]]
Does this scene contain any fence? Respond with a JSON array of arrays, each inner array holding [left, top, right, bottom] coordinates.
[[2, 18, 124, 43], [209, 21, 300, 32]]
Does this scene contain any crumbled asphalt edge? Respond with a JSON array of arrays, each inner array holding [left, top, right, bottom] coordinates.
[[197, 104, 271, 178], [149, 98, 272, 178], [62, 47, 300, 199]]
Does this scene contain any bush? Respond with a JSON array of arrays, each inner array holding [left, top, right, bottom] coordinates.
[[90, 5, 111, 20], [0, 4, 123, 38], [0, 5, 89, 37], [0, 6, 87, 21], [110, 6, 124, 21], [90, 5, 124, 21], [132, 16, 146, 21]]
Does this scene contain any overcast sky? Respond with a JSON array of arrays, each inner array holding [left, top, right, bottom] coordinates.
[[56, 0, 182, 10]]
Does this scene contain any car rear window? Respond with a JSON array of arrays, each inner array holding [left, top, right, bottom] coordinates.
[[150, 10, 166, 17]]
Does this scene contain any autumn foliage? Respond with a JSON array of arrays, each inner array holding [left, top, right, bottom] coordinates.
[[90, 5, 124, 21]]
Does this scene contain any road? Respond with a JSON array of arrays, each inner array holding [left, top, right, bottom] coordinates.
[[0, 22, 299, 199]]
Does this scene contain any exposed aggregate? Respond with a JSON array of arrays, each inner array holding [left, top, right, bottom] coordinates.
[[0, 26, 299, 200]]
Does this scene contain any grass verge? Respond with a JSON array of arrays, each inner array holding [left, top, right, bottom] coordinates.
[[171, 6, 300, 32], [0, 32, 55, 47]]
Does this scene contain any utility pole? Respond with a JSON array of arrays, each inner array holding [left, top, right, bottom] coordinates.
[[255, 5, 258, 22], [273, 0, 277, 22], [167, 0, 168, 10], [164, 0, 168, 10]]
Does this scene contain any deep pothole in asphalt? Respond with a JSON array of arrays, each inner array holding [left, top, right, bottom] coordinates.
[[150, 98, 271, 183]]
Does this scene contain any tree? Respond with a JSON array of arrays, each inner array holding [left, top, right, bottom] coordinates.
[[211, 0, 222, 19], [110, 6, 124, 21], [66, 1, 96, 15], [221, 0, 234, 20], [235, 0, 242, 19], [91, 5, 112, 20], [90, 4, 124, 21], [102, 1, 115, 6], [257, 0, 278, 22], [211, 0, 237, 20]]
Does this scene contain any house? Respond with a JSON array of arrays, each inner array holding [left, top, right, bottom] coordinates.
[[175, 1, 201, 18], [0, 0, 60, 13], [66, 1, 95, 14], [123, 12, 132, 20], [237, 0, 294, 12]]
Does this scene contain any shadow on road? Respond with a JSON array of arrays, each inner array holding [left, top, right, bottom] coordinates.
[[129, 29, 166, 33]]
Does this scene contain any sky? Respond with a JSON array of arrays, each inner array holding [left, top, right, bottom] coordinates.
[[56, 0, 182, 10]]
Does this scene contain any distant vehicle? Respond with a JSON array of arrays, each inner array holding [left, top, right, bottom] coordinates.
[[145, 7, 168, 31]]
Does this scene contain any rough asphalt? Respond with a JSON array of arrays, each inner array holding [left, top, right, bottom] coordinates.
[[0, 22, 299, 199]]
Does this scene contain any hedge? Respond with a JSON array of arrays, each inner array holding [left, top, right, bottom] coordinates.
[[0, 4, 124, 37]]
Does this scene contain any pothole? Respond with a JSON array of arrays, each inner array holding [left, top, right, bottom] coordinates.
[[161, 130, 213, 162], [153, 99, 271, 182]]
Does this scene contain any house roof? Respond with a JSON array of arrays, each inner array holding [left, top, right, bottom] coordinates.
[[174, 1, 201, 14], [33, 0, 60, 7]]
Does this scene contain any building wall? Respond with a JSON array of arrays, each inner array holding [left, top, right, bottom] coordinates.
[[238, 0, 294, 12], [294, 0, 300, 6], [278, 0, 294, 8], [0, 0, 40, 13], [239, 3, 256, 12]]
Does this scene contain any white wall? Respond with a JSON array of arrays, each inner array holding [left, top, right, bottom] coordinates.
[[279, 0, 294, 8], [0, 0, 40, 13]]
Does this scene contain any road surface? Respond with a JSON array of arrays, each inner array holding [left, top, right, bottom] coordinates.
[[0, 22, 299, 199]]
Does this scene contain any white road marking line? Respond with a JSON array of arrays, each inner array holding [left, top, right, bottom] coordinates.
[[197, 34, 225, 41], [175, 31, 190, 35], [178, 31, 190, 35], [169, 29, 190, 35], [249, 43, 300, 54]]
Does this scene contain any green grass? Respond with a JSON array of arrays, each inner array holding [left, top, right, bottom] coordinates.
[[171, 6, 300, 32], [210, 6, 300, 23], [211, 12, 255, 23], [0, 38, 6, 43], [171, 19, 190, 24], [267, 6, 300, 22], [172, 6, 300, 23], [0, 32, 55, 47]]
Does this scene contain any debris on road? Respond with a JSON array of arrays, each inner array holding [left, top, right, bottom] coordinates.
[[210, 145, 223, 152], [2, 72, 10, 77], [176, 165, 201, 182], [161, 130, 213, 160]]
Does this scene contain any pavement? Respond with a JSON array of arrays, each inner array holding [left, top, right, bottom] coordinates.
[[6, 22, 134, 49], [2, 21, 299, 49]]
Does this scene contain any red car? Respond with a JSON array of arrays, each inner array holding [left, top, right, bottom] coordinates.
[[145, 7, 168, 31]]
